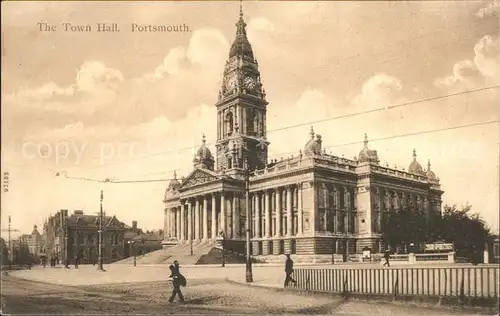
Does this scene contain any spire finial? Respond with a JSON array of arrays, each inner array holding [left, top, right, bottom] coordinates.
[[427, 159, 431, 170], [413, 148, 417, 161], [201, 133, 206, 144], [310, 126, 315, 139], [235, 0, 247, 36], [364, 133, 369, 148], [173, 170, 177, 179]]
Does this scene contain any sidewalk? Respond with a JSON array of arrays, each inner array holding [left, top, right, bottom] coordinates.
[[7, 264, 287, 287]]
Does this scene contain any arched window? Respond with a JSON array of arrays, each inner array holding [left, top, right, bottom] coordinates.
[[225, 112, 234, 135], [247, 109, 255, 135]]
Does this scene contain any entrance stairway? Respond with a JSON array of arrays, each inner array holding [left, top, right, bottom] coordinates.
[[113, 240, 215, 265]]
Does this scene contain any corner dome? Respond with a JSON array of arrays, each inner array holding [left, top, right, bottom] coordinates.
[[408, 149, 425, 175], [304, 127, 323, 156], [194, 134, 213, 161], [168, 171, 181, 191], [426, 159, 438, 182], [358, 133, 379, 164]]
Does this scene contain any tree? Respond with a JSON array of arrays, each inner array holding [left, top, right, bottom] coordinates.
[[383, 208, 427, 253], [438, 204, 491, 264]]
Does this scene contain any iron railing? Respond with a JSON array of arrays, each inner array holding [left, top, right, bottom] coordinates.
[[294, 267, 499, 300]]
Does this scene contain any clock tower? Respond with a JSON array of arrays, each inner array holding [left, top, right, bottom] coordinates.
[[215, 3, 269, 172]]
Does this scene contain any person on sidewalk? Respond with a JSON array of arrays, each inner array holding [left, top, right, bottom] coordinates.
[[383, 250, 391, 267], [168, 260, 186, 303], [284, 254, 297, 287]]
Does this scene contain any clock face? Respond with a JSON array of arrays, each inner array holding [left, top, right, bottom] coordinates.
[[226, 76, 237, 92], [244, 76, 256, 91]]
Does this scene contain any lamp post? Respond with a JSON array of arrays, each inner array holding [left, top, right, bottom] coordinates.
[[190, 238, 193, 256], [221, 231, 226, 267], [97, 190, 105, 272], [64, 217, 69, 268], [244, 159, 253, 283], [128, 240, 136, 267]]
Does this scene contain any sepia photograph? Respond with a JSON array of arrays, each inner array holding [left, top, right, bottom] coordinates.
[[1, 0, 499, 315]]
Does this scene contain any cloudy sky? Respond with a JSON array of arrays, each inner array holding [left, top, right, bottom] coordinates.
[[1, 1, 499, 238]]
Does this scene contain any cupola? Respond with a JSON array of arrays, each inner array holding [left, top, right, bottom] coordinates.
[[193, 134, 215, 170], [408, 149, 425, 175]]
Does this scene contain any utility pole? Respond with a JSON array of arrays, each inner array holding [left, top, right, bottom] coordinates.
[[97, 190, 105, 272], [244, 158, 253, 283], [64, 216, 69, 268], [1, 216, 20, 268]]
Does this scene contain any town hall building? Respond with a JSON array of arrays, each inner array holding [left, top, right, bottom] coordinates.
[[162, 6, 444, 262]]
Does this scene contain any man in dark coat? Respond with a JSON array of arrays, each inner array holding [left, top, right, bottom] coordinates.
[[383, 250, 391, 267], [168, 260, 185, 303], [284, 254, 297, 287]]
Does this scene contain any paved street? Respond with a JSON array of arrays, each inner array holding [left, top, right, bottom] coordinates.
[[1, 275, 491, 315], [2, 264, 497, 315]]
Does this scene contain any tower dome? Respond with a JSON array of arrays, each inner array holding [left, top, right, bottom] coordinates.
[[228, 3, 254, 59], [408, 149, 425, 175], [304, 126, 322, 156], [358, 133, 379, 164]]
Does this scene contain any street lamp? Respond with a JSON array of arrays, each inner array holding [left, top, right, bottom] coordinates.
[[128, 240, 136, 267], [221, 231, 226, 267], [64, 217, 69, 268], [97, 190, 106, 272], [244, 158, 253, 283], [190, 239, 193, 256]]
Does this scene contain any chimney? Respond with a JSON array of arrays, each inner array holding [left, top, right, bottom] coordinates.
[[132, 221, 137, 230]]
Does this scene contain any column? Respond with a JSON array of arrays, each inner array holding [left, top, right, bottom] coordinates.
[[180, 204, 185, 241], [275, 187, 282, 237], [286, 186, 293, 236], [221, 194, 226, 235], [211, 194, 217, 239], [265, 190, 271, 237], [167, 208, 171, 239], [232, 194, 239, 238], [297, 184, 303, 235], [187, 200, 192, 240], [203, 196, 209, 240], [255, 193, 261, 238]]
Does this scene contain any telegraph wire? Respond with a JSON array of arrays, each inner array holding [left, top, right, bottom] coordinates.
[[56, 119, 498, 185], [81, 84, 500, 170], [266, 119, 499, 161]]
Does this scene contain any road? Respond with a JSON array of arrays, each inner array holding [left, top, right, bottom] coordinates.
[[1, 274, 493, 315]]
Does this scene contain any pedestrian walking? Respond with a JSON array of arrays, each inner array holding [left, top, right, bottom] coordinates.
[[168, 260, 186, 303], [74, 256, 79, 269], [284, 254, 297, 287], [383, 250, 391, 267]]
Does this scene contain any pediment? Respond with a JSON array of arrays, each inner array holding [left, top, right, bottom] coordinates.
[[106, 215, 123, 228], [179, 168, 219, 189]]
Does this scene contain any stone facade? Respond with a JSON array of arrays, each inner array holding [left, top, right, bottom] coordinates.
[[44, 210, 128, 264], [162, 7, 444, 261]]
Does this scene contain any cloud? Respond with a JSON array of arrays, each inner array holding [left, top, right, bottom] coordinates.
[[435, 35, 500, 90], [474, 35, 500, 79], [4, 28, 230, 135], [352, 73, 404, 110], [475, 0, 500, 18], [434, 60, 483, 90], [75, 61, 124, 92]]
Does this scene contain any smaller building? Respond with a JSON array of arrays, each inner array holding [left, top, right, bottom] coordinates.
[[491, 235, 499, 264], [123, 222, 163, 257], [43, 210, 130, 264], [19, 225, 44, 257]]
